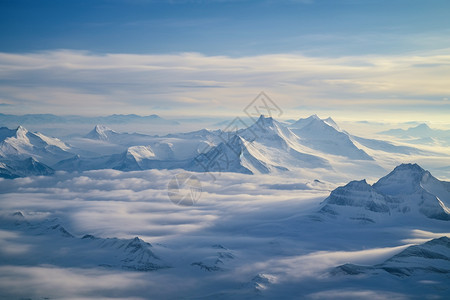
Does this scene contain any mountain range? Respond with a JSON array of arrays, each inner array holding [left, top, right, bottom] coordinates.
[[0, 114, 444, 178], [380, 123, 450, 146]]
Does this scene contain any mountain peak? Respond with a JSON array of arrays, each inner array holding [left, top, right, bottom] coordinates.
[[414, 123, 430, 130], [337, 179, 373, 192], [242, 115, 300, 149], [373, 163, 429, 196], [321, 178, 389, 214], [94, 124, 114, 133], [290, 114, 323, 129], [126, 146, 156, 161], [323, 117, 340, 130], [86, 124, 117, 141], [255, 115, 276, 127], [393, 163, 425, 173], [15, 125, 28, 138], [425, 236, 450, 247]]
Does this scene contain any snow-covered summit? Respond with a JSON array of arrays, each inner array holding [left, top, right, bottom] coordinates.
[[240, 115, 299, 149], [321, 179, 389, 214], [189, 134, 287, 174], [85, 125, 119, 141], [289, 115, 373, 160], [290, 114, 321, 129], [373, 163, 427, 196], [320, 163, 450, 221], [0, 125, 72, 166]]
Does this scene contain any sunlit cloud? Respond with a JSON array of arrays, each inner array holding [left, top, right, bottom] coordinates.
[[0, 50, 449, 119]]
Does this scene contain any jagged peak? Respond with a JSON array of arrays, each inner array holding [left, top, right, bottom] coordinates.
[[350, 179, 368, 185], [374, 163, 427, 183], [391, 163, 426, 175], [425, 236, 450, 247], [126, 236, 152, 248], [336, 179, 373, 191], [290, 114, 326, 129], [85, 124, 117, 140], [373, 163, 428, 191], [93, 124, 115, 133], [15, 125, 28, 138], [255, 115, 277, 127]]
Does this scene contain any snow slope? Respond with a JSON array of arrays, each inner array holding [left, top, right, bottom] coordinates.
[[320, 163, 450, 221], [0, 157, 54, 178], [188, 116, 330, 174], [189, 135, 288, 174], [0, 126, 73, 165], [290, 115, 373, 160]]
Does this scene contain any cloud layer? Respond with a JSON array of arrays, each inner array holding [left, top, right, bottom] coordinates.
[[0, 50, 449, 120], [0, 169, 449, 298]]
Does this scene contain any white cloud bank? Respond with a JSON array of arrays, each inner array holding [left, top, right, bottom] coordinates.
[[0, 50, 449, 120], [0, 169, 449, 299]]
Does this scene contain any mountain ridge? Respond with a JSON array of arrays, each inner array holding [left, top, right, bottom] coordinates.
[[320, 163, 450, 221]]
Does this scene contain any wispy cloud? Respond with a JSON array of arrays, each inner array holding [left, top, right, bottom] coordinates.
[[0, 50, 449, 118]]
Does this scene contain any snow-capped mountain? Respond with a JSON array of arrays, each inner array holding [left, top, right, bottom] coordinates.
[[84, 125, 221, 158], [189, 135, 288, 174], [289, 115, 373, 160], [84, 124, 156, 146], [188, 116, 330, 174], [373, 163, 450, 220], [320, 179, 390, 215], [108, 144, 192, 171], [109, 146, 160, 171], [239, 115, 301, 149], [0, 157, 54, 178], [381, 123, 435, 138], [0, 125, 73, 165], [333, 236, 450, 277], [85, 124, 120, 141], [320, 163, 450, 221], [1, 212, 168, 271], [380, 123, 450, 146], [239, 115, 330, 168]]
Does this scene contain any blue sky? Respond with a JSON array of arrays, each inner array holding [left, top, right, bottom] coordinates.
[[2, 0, 450, 56], [0, 0, 449, 120]]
